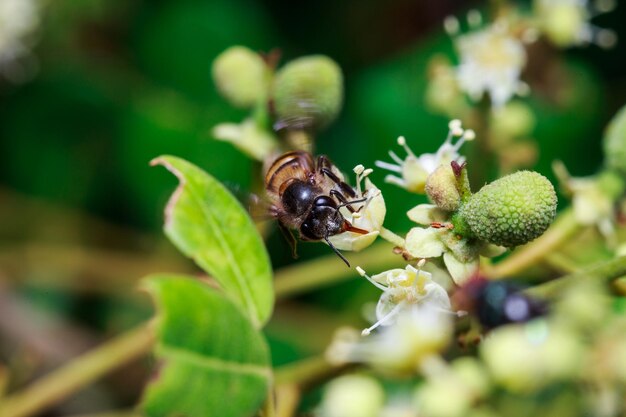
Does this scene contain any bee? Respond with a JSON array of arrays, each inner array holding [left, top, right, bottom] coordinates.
[[265, 150, 368, 266]]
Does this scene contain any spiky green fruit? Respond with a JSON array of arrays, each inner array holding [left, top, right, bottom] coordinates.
[[459, 171, 557, 247], [212, 46, 269, 108], [603, 104, 626, 176], [273, 55, 343, 131]]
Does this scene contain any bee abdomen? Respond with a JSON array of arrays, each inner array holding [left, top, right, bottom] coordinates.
[[265, 151, 315, 194]]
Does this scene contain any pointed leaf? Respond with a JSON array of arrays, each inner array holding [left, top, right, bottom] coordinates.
[[152, 155, 273, 327], [141, 274, 271, 417]]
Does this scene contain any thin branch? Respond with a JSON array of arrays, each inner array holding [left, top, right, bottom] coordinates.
[[486, 208, 582, 279], [0, 324, 155, 417], [526, 255, 626, 299]]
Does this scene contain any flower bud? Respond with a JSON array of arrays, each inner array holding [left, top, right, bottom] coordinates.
[[603, 104, 626, 176], [212, 46, 269, 108], [459, 171, 557, 247], [426, 165, 461, 212], [319, 374, 385, 417], [272, 55, 343, 131], [535, 0, 586, 47]]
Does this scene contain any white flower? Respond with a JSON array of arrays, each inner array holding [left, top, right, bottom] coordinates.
[[355, 262, 461, 336], [325, 305, 455, 374], [553, 161, 621, 245], [534, 0, 617, 48], [375, 120, 474, 193], [328, 165, 386, 251], [480, 319, 583, 393], [0, 0, 41, 79], [415, 357, 490, 417], [318, 374, 385, 417], [404, 204, 505, 285], [212, 118, 279, 161], [447, 17, 528, 108]]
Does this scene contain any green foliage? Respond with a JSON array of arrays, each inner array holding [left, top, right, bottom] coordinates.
[[460, 171, 557, 247], [152, 155, 273, 328], [141, 275, 271, 417], [603, 104, 626, 176]]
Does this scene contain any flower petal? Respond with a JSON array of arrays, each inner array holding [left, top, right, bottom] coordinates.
[[405, 227, 446, 258], [328, 231, 379, 252], [443, 251, 478, 285], [407, 204, 447, 225]]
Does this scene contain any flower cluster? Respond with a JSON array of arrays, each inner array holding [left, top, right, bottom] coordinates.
[[375, 120, 474, 194], [328, 164, 386, 252]]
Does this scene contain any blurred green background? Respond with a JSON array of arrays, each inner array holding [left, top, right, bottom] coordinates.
[[1, 0, 625, 413]]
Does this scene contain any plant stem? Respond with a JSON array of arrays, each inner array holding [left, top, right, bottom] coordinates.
[[274, 242, 399, 299], [0, 324, 155, 417], [275, 385, 300, 417], [486, 208, 581, 279], [274, 356, 346, 388], [526, 255, 626, 299], [379, 227, 405, 247]]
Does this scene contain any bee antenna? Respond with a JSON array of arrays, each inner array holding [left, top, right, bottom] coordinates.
[[324, 235, 350, 267], [336, 197, 368, 210]]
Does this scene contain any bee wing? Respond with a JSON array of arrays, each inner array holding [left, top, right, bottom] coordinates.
[[247, 192, 275, 222], [224, 182, 274, 222]]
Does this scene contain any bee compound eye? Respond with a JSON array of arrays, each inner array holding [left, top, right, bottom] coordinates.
[[314, 195, 336, 207]]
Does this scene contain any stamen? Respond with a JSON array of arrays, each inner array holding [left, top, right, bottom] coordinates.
[[356, 266, 388, 292], [388, 150, 405, 165], [353, 164, 365, 175], [397, 136, 417, 158], [467, 9, 482, 28], [594, 0, 616, 14], [595, 28, 617, 49], [443, 16, 460, 35], [362, 168, 374, 177], [448, 119, 462, 131], [463, 129, 476, 141], [375, 160, 402, 173], [361, 302, 405, 336], [383, 175, 407, 188]]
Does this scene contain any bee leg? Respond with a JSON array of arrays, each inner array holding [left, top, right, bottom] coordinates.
[[316, 155, 357, 198], [278, 222, 299, 259], [330, 190, 368, 213], [320, 167, 357, 198], [324, 235, 350, 267]]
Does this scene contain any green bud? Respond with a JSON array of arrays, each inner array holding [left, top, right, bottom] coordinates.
[[426, 165, 461, 211], [273, 55, 343, 131], [212, 46, 269, 108], [459, 171, 557, 247], [603, 104, 626, 176]]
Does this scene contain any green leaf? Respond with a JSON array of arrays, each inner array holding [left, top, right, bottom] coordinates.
[[151, 155, 273, 328], [141, 274, 272, 417]]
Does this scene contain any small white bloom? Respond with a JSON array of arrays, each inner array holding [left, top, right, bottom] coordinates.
[[0, 0, 41, 80], [404, 205, 504, 285], [212, 118, 279, 161], [328, 165, 386, 251], [553, 160, 620, 244], [449, 19, 527, 108], [534, 0, 617, 48], [326, 305, 455, 374], [318, 374, 385, 417], [375, 120, 474, 193], [356, 262, 460, 336], [481, 320, 584, 393]]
